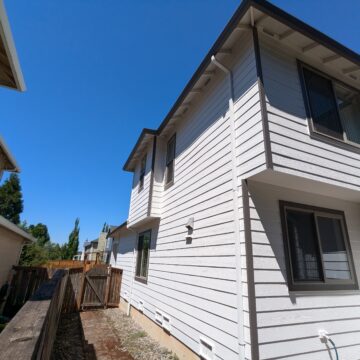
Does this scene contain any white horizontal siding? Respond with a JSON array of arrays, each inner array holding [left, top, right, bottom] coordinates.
[[128, 142, 153, 226], [247, 180, 360, 360], [116, 30, 264, 360], [260, 33, 360, 191]]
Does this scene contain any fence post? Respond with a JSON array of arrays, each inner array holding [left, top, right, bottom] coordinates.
[[104, 266, 111, 309]]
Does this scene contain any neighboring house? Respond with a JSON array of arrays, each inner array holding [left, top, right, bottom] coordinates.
[[83, 231, 109, 262], [111, 0, 360, 359], [0, 1, 34, 290]]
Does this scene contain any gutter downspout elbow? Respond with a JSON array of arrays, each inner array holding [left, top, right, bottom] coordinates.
[[211, 55, 245, 359]]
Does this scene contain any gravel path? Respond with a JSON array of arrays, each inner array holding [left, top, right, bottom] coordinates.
[[103, 308, 178, 360], [52, 308, 178, 360]]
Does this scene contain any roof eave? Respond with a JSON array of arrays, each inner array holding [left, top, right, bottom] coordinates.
[[0, 0, 26, 91], [0, 215, 36, 242], [0, 135, 20, 172], [123, 129, 157, 172]]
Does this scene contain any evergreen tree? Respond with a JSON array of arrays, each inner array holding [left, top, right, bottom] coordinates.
[[28, 223, 50, 247], [0, 173, 23, 224], [66, 218, 80, 259]]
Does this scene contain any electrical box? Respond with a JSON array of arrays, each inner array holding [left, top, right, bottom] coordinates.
[[123, 290, 129, 302], [138, 300, 144, 312]]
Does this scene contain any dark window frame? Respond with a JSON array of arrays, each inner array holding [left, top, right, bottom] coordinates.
[[280, 201, 358, 292], [138, 154, 147, 193], [297, 60, 360, 152], [164, 134, 176, 189], [135, 229, 151, 284]]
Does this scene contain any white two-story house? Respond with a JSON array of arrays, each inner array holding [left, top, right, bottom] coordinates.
[[110, 0, 360, 359]]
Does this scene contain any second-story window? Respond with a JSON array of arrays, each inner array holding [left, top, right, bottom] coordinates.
[[300, 65, 360, 146], [139, 154, 146, 192], [165, 134, 176, 187]]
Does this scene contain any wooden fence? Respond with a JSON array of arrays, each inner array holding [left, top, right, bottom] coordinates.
[[0, 265, 122, 359], [0, 269, 68, 360], [2, 266, 49, 318]]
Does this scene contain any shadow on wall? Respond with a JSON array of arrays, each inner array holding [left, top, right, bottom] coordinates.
[[260, 37, 308, 122], [248, 180, 298, 305]]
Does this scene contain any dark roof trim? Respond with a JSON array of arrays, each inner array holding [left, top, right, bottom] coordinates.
[[252, 0, 360, 66], [123, 128, 157, 171], [107, 220, 128, 238], [123, 0, 359, 172]]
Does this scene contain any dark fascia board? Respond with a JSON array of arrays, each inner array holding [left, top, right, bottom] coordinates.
[[123, 128, 157, 171], [107, 220, 128, 238], [123, 0, 360, 172], [251, 0, 360, 66]]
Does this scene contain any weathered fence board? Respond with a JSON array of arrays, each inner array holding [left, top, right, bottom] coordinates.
[[2, 266, 49, 318], [107, 267, 122, 307], [0, 269, 68, 360], [61, 267, 83, 313]]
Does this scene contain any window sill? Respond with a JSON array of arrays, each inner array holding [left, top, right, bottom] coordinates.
[[164, 180, 174, 191], [134, 276, 148, 285], [288, 282, 359, 293], [310, 129, 360, 155]]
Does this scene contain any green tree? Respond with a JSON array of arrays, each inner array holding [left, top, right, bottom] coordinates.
[[20, 243, 48, 266], [28, 223, 50, 247], [65, 218, 80, 259], [0, 174, 23, 224]]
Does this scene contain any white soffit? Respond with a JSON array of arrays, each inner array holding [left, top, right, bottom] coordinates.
[[0, 0, 25, 91]]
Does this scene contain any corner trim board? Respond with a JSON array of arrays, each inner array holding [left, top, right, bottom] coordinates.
[[242, 180, 259, 360], [252, 27, 273, 170], [147, 136, 157, 217]]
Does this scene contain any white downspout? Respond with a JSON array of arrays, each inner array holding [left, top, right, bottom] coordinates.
[[127, 226, 138, 316], [211, 55, 245, 360]]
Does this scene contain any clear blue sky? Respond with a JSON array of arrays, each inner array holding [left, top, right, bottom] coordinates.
[[1, 0, 359, 246]]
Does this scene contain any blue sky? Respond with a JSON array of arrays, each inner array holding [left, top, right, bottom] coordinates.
[[1, 0, 359, 246]]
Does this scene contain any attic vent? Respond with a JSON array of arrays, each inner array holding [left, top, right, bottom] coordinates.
[[155, 310, 163, 325], [199, 337, 215, 360], [162, 314, 171, 333], [138, 300, 144, 312]]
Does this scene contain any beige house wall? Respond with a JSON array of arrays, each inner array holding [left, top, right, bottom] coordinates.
[[0, 225, 24, 287]]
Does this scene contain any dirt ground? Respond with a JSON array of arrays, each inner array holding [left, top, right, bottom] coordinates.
[[52, 308, 178, 360]]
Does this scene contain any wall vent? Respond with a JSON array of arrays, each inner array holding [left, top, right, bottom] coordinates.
[[155, 310, 163, 325], [199, 337, 215, 360], [162, 314, 171, 333], [138, 300, 144, 312]]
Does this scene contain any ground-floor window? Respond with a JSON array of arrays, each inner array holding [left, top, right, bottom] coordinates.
[[135, 230, 151, 283], [280, 201, 358, 291]]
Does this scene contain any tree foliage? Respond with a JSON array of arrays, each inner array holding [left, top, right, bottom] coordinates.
[[19, 223, 58, 266], [28, 223, 50, 247], [63, 218, 80, 260], [0, 174, 23, 224]]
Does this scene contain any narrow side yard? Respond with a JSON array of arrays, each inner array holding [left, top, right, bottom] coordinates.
[[52, 308, 178, 360]]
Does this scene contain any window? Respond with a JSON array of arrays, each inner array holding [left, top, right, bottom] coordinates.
[[135, 230, 151, 282], [138, 154, 146, 192], [165, 134, 176, 187], [280, 201, 358, 291], [300, 65, 360, 146]]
